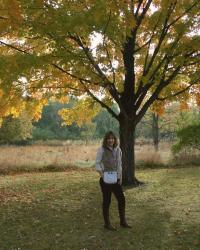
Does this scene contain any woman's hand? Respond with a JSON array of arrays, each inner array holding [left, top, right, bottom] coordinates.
[[98, 170, 104, 178], [118, 176, 122, 185]]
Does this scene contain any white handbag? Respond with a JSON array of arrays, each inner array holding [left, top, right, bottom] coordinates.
[[103, 171, 118, 184]]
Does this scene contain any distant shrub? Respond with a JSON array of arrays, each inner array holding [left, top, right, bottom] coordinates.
[[170, 152, 200, 167], [172, 123, 200, 154], [171, 123, 200, 167], [0, 114, 33, 144]]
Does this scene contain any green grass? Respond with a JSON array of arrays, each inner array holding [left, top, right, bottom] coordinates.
[[0, 167, 200, 250]]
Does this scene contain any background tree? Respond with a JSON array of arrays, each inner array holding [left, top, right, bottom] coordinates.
[[0, 113, 33, 144], [33, 100, 82, 140], [80, 123, 96, 144], [172, 123, 200, 154], [93, 106, 119, 138], [0, 0, 199, 185], [32, 100, 118, 141]]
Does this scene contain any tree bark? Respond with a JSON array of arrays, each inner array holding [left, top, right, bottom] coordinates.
[[152, 113, 159, 151], [119, 114, 143, 186]]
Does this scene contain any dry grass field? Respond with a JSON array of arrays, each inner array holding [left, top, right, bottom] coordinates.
[[0, 141, 173, 174], [0, 143, 97, 174]]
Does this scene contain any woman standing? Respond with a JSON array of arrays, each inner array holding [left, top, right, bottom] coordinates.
[[95, 131, 131, 231]]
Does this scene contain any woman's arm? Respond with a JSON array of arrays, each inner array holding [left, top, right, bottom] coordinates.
[[95, 147, 104, 177], [117, 147, 122, 184]]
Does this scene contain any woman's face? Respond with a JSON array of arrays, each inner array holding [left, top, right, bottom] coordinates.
[[106, 136, 115, 147]]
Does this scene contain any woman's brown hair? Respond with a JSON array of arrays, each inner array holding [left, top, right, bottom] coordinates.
[[102, 131, 118, 148]]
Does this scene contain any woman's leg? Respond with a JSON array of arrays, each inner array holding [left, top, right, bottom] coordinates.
[[112, 183, 132, 228], [99, 178, 115, 230]]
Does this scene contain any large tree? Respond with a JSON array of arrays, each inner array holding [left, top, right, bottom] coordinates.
[[0, 0, 199, 185]]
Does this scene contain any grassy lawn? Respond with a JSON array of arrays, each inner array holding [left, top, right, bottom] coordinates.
[[0, 167, 200, 250]]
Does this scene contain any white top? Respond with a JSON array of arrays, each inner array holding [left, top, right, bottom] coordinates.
[[95, 146, 122, 178]]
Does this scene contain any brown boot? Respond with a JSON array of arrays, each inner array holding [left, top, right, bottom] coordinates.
[[104, 224, 117, 231], [103, 208, 117, 231], [119, 206, 132, 228], [120, 222, 132, 228]]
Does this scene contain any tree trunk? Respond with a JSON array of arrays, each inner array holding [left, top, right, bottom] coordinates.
[[152, 113, 159, 151], [119, 115, 143, 186]]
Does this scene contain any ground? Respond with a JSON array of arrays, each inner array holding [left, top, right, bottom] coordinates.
[[0, 167, 199, 250]]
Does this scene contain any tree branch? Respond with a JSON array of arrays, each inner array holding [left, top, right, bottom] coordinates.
[[157, 80, 200, 101], [135, 27, 184, 109], [135, 11, 162, 99], [136, 0, 153, 27], [143, 2, 176, 77], [67, 33, 112, 85], [26, 84, 82, 93], [167, 1, 199, 29], [102, 10, 116, 85], [79, 80, 119, 120], [134, 0, 144, 18], [52, 63, 102, 86], [0, 40, 29, 54], [136, 64, 181, 124]]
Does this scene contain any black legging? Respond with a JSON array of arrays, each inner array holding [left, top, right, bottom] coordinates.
[[99, 177, 126, 225]]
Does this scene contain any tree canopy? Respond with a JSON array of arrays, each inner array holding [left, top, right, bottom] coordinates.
[[0, 0, 199, 184], [0, 0, 199, 120]]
